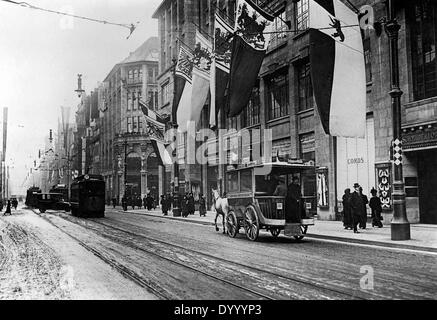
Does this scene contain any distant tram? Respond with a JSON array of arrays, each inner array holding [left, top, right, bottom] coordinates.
[[70, 174, 105, 218], [25, 187, 42, 208]]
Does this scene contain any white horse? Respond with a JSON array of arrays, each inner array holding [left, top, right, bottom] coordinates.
[[212, 189, 229, 234]]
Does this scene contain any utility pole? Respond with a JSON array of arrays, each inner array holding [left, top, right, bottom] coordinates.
[[385, 0, 410, 240]]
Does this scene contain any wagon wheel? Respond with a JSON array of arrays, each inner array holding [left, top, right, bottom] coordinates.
[[244, 206, 260, 241], [226, 211, 239, 238], [270, 228, 281, 238], [294, 225, 308, 241]]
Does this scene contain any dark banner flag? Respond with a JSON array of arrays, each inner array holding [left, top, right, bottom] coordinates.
[[172, 45, 193, 124], [210, 12, 233, 128], [309, 0, 366, 138], [228, 0, 273, 117]]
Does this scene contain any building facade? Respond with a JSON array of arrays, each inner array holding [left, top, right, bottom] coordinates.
[[151, 0, 437, 224], [101, 37, 160, 204]]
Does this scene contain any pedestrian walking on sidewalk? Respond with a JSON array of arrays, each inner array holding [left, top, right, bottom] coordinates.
[[187, 193, 195, 215], [112, 197, 117, 209], [359, 187, 368, 229], [342, 188, 353, 230], [143, 195, 147, 210], [161, 195, 168, 216], [350, 183, 364, 233], [199, 194, 206, 217], [121, 195, 128, 211], [369, 188, 383, 228], [4, 200, 12, 216]]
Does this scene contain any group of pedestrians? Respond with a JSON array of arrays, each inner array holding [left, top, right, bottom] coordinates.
[[342, 183, 383, 233]]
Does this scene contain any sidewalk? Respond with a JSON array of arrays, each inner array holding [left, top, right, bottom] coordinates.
[[107, 206, 437, 253]]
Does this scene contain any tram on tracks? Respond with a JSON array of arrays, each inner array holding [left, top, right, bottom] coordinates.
[[25, 187, 42, 208], [35, 192, 70, 213], [224, 161, 316, 241], [70, 174, 105, 218], [49, 184, 69, 202]]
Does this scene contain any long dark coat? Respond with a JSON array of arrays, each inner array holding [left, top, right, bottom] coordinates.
[[187, 196, 195, 214], [350, 191, 365, 223], [342, 192, 352, 227], [286, 183, 302, 223]]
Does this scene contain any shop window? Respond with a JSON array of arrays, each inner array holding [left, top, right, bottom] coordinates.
[[405, 177, 419, 197], [409, 0, 437, 100], [266, 71, 289, 120]]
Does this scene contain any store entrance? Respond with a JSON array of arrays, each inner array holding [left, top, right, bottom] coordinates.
[[418, 149, 437, 224]]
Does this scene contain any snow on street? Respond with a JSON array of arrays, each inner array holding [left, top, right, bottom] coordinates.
[[0, 207, 156, 300]]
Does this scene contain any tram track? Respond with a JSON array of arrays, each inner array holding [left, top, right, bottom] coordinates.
[[48, 210, 374, 300]]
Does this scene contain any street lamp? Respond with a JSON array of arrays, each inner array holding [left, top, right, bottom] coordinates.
[[384, 0, 410, 240]]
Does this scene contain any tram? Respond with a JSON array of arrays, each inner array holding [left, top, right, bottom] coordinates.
[[70, 174, 105, 218], [25, 187, 42, 208], [225, 161, 316, 241], [49, 184, 69, 202]]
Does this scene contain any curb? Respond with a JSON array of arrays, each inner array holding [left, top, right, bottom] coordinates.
[[116, 209, 437, 254]]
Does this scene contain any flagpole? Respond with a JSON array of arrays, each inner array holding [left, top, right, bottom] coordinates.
[[171, 59, 181, 217], [385, 0, 410, 240]]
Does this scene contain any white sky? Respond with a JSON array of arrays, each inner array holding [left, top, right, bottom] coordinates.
[[0, 0, 161, 195]]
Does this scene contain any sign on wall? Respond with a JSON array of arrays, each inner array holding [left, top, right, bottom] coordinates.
[[375, 163, 392, 210]]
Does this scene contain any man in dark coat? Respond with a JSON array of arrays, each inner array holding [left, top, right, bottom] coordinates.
[[161, 195, 168, 215], [359, 187, 369, 229], [286, 177, 302, 223], [121, 195, 128, 211], [369, 188, 383, 228], [342, 189, 352, 229], [187, 193, 195, 215], [4, 200, 12, 216], [198, 193, 206, 217], [350, 183, 364, 233], [112, 197, 117, 209]]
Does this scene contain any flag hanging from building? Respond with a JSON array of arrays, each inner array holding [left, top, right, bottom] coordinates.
[[177, 30, 213, 132], [227, 0, 274, 117], [173, 45, 194, 123], [139, 99, 166, 131], [210, 12, 234, 128], [309, 0, 366, 138], [150, 138, 173, 166]]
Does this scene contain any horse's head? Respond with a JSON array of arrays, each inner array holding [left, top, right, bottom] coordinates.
[[212, 188, 220, 201]]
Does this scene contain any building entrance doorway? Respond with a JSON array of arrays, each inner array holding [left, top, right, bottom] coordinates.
[[418, 149, 437, 224]]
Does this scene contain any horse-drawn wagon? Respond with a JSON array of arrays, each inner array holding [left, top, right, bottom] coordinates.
[[214, 161, 316, 241]]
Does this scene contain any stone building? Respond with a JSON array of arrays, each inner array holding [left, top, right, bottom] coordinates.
[[152, 0, 437, 224], [100, 37, 160, 204]]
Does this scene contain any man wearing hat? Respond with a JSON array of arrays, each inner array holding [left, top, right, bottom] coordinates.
[[350, 183, 365, 233]]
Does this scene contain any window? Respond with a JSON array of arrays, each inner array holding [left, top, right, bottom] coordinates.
[[133, 69, 138, 81], [364, 36, 372, 83], [297, 62, 314, 112], [241, 86, 260, 127], [299, 132, 315, 162], [148, 67, 154, 83], [132, 92, 137, 111], [148, 91, 154, 110], [266, 72, 289, 120], [128, 70, 133, 80], [227, 171, 239, 192], [240, 170, 252, 192], [138, 116, 143, 133], [269, 10, 288, 49], [295, 0, 309, 31], [409, 0, 437, 100], [133, 116, 138, 133], [139, 68, 143, 81], [127, 117, 133, 133], [161, 82, 170, 105], [127, 90, 132, 111]]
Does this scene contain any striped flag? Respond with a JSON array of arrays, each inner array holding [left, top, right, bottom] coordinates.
[[150, 138, 173, 166], [177, 30, 213, 132], [139, 99, 166, 131], [309, 0, 366, 138], [173, 45, 194, 124]]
